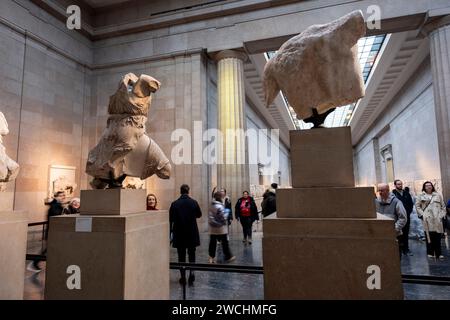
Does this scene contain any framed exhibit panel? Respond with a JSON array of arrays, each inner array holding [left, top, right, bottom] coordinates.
[[48, 165, 77, 200]]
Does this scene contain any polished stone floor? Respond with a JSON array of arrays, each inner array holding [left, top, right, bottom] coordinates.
[[24, 226, 450, 300]]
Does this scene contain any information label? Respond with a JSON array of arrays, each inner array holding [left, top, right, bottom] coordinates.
[[75, 217, 92, 232]]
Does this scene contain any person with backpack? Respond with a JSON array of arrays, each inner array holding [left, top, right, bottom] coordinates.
[[208, 191, 235, 264]]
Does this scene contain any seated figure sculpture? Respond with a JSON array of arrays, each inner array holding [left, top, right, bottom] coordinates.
[[86, 73, 171, 188], [263, 10, 366, 127], [0, 112, 20, 191]]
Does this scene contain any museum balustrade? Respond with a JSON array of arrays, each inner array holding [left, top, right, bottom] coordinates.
[[27, 221, 47, 242], [171, 262, 264, 300], [26, 221, 47, 254]]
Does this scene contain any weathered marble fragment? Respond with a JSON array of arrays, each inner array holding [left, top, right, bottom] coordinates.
[[86, 73, 171, 188], [264, 10, 366, 122], [0, 112, 19, 191]]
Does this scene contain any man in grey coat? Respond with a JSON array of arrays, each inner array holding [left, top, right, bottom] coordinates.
[[375, 183, 407, 257]]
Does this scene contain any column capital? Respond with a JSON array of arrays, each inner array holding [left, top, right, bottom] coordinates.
[[420, 15, 450, 37], [213, 49, 248, 62]]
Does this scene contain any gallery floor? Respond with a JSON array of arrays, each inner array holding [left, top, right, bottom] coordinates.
[[24, 227, 450, 300]]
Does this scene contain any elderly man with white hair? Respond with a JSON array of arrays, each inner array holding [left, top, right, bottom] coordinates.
[[375, 183, 408, 256]]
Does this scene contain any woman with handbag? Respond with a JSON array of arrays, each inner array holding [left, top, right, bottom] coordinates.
[[415, 181, 447, 260]]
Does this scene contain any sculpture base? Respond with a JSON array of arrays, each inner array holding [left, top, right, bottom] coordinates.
[[0, 211, 28, 299], [44, 211, 169, 299], [263, 213, 404, 299], [80, 189, 147, 215], [290, 127, 355, 188], [277, 187, 376, 218]]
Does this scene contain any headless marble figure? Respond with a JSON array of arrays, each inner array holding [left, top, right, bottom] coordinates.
[[263, 10, 366, 127], [86, 73, 171, 188], [0, 112, 19, 191]]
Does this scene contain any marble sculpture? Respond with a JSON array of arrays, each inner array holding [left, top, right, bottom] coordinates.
[[86, 73, 171, 188], [0, 112, 20, 191], [263, 10, 366, 127]]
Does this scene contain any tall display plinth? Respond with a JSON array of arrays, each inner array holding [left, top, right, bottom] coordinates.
[[263, 213, 403, 299], [0, 211, 28, 299], [263, 127, 404, 299], [44, 190, 169, 300]]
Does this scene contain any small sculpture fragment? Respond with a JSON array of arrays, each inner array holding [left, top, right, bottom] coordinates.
[[0, 112, 20, 191], [263, 10, 366, 127], [86, 73, 171, 188]]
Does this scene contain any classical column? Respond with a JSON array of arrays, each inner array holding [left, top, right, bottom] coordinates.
[[215, 50, 249, 203], [426, 16, 450, 200]]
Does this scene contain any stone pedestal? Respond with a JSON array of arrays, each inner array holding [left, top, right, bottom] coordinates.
[[263, 127, 403, 299], [263, 213, 403, 299], [0, 211, 28, 299], [44, 190, 169, 300], [277, 187, 376, 218], [290, 128, 354, 188], [80, 189, 147, 215]]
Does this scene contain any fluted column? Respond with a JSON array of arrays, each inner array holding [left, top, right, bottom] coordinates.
[[215, 50, 249, 203], [427, 16, 450, 200]]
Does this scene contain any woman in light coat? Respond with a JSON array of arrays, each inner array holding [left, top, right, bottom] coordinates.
[[415, 181, 446, 260], [208, 191, 235, 264]]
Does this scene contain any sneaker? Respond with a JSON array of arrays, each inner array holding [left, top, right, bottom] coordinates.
[[27, 262, 42, 273], [427, 254, 434, 258], [208, 256, 216, 264], [225, 256, 236, 263], [439, 255, 445, 260], [248, 239, 252, 244], [242, 239, 247, 244]]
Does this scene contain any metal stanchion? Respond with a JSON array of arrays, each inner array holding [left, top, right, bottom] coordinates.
[[181, 266, 187, 300]]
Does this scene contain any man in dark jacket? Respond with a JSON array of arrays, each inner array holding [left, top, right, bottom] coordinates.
[[48, 191, 66, 216], [27, 191, 66, 273], [46, 191, 66, 239], [169, 184, 202, 285], [262, 188, 276, 217], [392, 179, 414, 256]]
